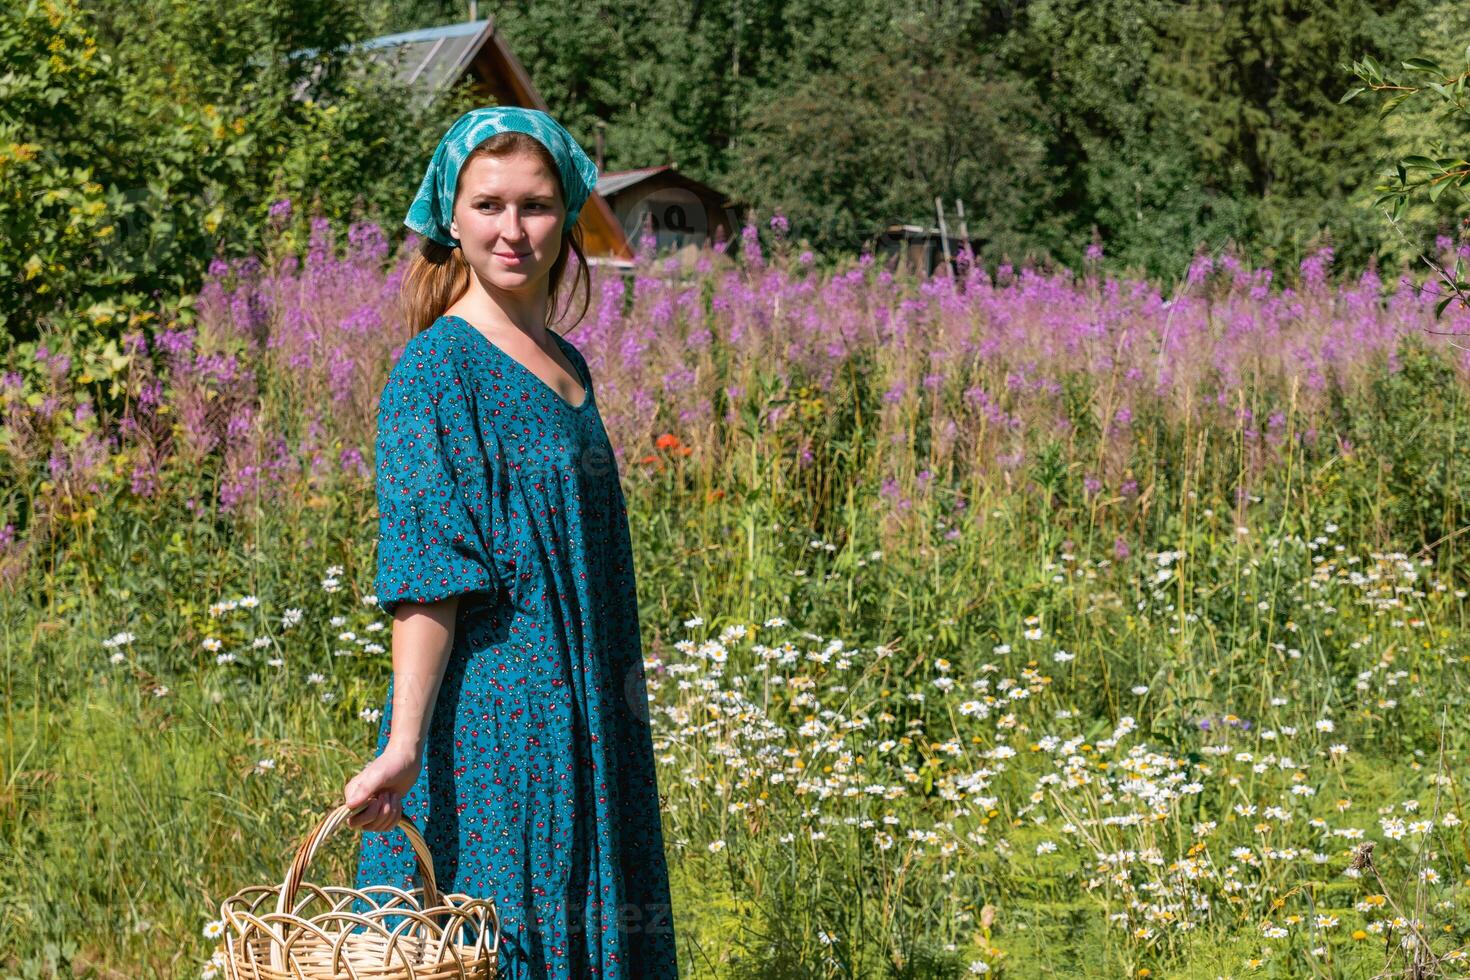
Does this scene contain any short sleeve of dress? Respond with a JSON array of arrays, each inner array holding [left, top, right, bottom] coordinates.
[[372, 336, 498, 616]]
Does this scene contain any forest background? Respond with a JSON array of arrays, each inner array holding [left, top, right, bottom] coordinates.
[[8, 0, 1470, 343]]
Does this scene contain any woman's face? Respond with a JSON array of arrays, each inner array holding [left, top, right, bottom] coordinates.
[[449, 150, 564, 292]]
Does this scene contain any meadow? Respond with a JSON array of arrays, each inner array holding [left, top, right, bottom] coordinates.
[[6, 215, 1470, 978]]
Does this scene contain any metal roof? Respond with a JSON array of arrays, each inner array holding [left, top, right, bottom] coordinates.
[[596, 166, 671, 196], [357, 19, 492, 90], [357, 20, 486, 51]]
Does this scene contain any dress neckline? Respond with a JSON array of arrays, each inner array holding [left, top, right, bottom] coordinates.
[[443, 314, 592, 412]]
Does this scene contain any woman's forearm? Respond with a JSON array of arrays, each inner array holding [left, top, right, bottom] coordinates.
[[385, 598, 458, 760]]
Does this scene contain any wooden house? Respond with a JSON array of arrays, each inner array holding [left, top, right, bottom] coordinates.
[[595, 165, 741, 265]]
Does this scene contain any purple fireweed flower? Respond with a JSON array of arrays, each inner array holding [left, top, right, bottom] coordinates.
[[740, 223, 764, 268], [1299, 246, 1334, 287], [339, 446, 368, 478], [18, 211, 1458, 546], [130, 461, 158, 498], [1186, 253, 1213, 287]]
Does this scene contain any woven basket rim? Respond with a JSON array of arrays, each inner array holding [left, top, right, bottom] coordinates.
[[217, 803, 501, 979]]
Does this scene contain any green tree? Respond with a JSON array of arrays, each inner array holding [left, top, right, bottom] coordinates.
[[1002, 0, 1250, 279], [724, 33, 1057, 260], [1, 0, 459, 341], [1154, 0, 1433, 276]]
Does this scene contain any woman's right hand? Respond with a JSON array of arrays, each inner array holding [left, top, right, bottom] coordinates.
[[343, 743, 424, 831]]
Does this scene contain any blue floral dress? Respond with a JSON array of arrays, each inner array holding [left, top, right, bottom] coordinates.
[[351, 314, 678, 979]]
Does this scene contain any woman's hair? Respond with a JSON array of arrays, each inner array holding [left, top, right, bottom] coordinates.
[[400, 130, 592, 337]]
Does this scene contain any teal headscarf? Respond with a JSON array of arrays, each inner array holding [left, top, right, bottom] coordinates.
[[404, 106, 600, 248]]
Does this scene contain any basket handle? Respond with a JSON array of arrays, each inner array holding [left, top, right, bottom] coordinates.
[[273, 803, 444, 921]]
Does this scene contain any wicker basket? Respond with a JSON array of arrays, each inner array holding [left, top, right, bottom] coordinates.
[[218, 803, 501, 979]]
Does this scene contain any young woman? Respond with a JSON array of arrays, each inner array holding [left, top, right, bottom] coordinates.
[[341, 107, 678, 978]]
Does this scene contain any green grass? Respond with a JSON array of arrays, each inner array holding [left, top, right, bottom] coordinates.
[[7, 293, 1470, 976]]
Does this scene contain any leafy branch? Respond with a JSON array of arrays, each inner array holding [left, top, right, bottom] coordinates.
[[1342, 49, 1470, 320]]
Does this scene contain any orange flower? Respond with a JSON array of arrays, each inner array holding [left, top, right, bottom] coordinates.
[[677, 445, 692, 456], [655, 433, 682, 450], [639, 454, 660, 465], [706, 488, 725, 502]]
